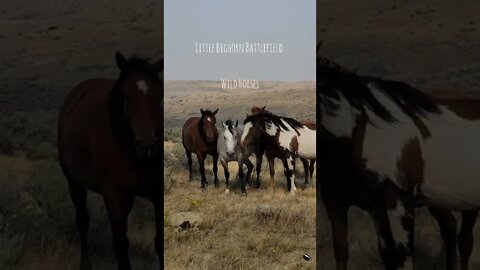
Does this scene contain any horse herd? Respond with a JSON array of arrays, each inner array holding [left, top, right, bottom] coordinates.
[[181, 106, 317, 194], [56, 47, 480, 270]]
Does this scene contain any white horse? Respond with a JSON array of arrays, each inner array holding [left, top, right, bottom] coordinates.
[[217, 120, 254, 194]]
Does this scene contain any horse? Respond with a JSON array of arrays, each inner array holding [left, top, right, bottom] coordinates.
[[248, 106, 317, 189], [217, 119, 254, 194], [241, 111, 316, 192], [182, 108, 220, 188], [316, 51, 479, 269], [58, 52, 163, 270]]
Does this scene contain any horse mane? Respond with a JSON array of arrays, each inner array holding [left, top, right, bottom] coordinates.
[[317, 56, 440, 123], [245, 112, 303, 133]]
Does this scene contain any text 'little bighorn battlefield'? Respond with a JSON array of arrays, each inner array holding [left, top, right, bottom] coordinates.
[[195, 42, 284, 54]]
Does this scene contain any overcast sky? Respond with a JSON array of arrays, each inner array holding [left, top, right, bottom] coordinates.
[[165, 0, 315, 81]]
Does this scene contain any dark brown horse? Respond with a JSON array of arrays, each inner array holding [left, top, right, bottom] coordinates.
[[182, 109, 220, 188], [245, 106, 316, 189], [58, 52, 163, 270]]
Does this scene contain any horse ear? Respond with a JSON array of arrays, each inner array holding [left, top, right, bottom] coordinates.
[[260, 105, 266, 112], [212, 108, 219, 115], [221, 121, 225, 128], [200, 109, 205, 115], [235, 120, 238, 127], [153, 58, 163, 74], [115, 51, 128, 71]]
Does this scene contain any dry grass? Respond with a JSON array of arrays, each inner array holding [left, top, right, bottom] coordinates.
[[0, 155, 161, 269], [164, 142, 316, 270]]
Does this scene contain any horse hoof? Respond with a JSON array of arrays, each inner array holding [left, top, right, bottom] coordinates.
[[224, 189, 230, 194], [240, 192, 247, 197]]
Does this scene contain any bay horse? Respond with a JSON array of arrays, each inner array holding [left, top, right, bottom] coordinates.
[[217, 119, 254, 194], [316, 51, 479, 269], [245, 106, 316, 190], [58, 52, 163, 270], [182, 109, 219, 188], [241, 111, 316, 192]]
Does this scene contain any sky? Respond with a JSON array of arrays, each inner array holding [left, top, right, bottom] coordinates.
[[165, 0, 315, 81]]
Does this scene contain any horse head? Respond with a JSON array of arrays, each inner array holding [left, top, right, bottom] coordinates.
[[200, 108, 219, 143], [113, 51, 163, 159], [220, 119, 239, 157]]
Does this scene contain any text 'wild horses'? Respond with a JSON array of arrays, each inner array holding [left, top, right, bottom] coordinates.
[[58, 52, 163, 270], [316, 49, 479, 269]]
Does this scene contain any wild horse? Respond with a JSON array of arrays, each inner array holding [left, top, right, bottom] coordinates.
[[247, 106, 316, 189], [241, 110, 316, 192], [58, 52, 163, 270], [316, 49, 479, 269], [182, 109, 220, 188], [217, 119, 254, 193]]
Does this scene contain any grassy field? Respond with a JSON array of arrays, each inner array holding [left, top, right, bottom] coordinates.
[[164, 141, 316, 270], [163, 81, 317, 269]]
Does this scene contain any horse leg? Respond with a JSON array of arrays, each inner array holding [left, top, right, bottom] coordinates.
[[309, 158, 316, 185], [197, 153, 207, 188], [103, 189, 134, 270], [300, 158, 309, 189], [255, 153, 263, 188], [384, 189, 415, 269], [244, 158, 254, 188], [429, 207, 457, 270], [459, 210, 478, 270], [325, 201, 349, 270], [68, 182, 91, 270], [185, 149, 193, 181], [371, 210, 397, 269], [281, 156, 296, 192], [220, 159, 230, 192], [213, 154, 219, 188], [153, 199, 162, 270], [287, 156, 297, 192], [268, 155, 275, 190], [237, 159, 247, 195]]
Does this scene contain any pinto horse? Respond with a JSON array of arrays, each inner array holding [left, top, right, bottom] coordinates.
[[244, 106, 316, 190], [316, 53, 479, 270], [182, 109, 220, 188], [241, 111, 316, 192], [217, 119, 254, 193], [58, 52, 163, 270]]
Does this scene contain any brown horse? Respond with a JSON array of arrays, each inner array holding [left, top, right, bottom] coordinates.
[[58, 52, 163, 270], [182, 109, 220, 188], [246, 106, 316, 189]]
